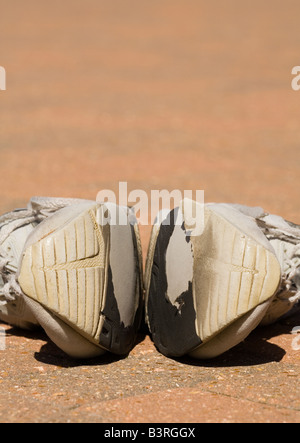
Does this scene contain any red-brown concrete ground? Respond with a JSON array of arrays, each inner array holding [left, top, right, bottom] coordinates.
[[0, 0, 299, 423]]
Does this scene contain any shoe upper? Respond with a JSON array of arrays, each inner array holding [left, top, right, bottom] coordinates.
[[0, 218, 39, 329], [255, 212, 300, 324]]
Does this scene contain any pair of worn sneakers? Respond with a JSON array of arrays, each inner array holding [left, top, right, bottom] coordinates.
[[0, 197, 299, 360]]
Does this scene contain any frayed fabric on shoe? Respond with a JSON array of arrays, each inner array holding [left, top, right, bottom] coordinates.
[[255, 212, 300, 324]]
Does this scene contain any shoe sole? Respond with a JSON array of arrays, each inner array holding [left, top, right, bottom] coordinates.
[[145, 205, 281, 358], [18, 202, 143, 355]]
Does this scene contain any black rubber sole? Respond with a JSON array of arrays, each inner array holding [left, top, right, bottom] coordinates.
[[146, 208, 202, 357], [99, 225, 143, 356]]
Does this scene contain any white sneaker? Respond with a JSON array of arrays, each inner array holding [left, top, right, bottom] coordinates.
[[0, 197, 143, 358], [145, 202, 283, 359]]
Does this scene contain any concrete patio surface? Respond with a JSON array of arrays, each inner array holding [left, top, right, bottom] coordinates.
[[0, 0, 299, 423]]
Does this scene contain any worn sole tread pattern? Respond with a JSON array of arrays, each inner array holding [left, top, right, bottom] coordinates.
[[193, 208, 281, 343], [19, 206, 107, 343]]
